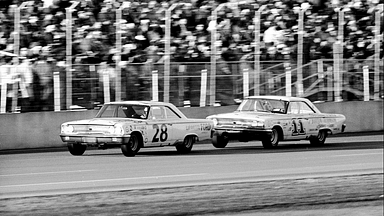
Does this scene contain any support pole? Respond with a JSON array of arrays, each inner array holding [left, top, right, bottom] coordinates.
[[53, 72, 61, 111], [65, 1, 79, 109], [152, 70, 159, 102], [374, 6, 382, 100], [285, 62, 292, 97], [210, 3, 227, 106], [200, 69, 208, 107], [296, 9, 305, 97], [253, 5, 266, 96], [164, 4, 180, 103], [363, 66, 370, 101]]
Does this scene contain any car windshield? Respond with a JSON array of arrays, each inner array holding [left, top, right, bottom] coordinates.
[[95, 104, 149, 119], [237, 99, 288, 114]]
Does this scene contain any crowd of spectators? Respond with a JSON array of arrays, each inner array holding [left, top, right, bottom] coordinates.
[[0, 0, 383, 64], [0, 0, 383, 111]]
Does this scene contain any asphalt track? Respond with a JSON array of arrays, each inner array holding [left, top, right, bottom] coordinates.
[[0, 133, 382, 199]]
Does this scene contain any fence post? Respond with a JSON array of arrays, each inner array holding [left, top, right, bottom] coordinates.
[[53, 71, 61, 111], [103, 67, 110, 103], [243, 68, 249, 98], [317, 60, 325, 89], [285, 62, 291, 97], [326, 66, 333, 101], [152, 70, 159, 102], [89, 65, 96, 104], [0, 76, 6, 113], [363, 66, 370, 101], [333, 42, 342, 102], [200, 69, 208, 107], [178, 65, 185, 107]]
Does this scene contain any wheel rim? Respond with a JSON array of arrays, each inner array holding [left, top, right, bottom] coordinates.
[[129, 136, 138, 151], [185, 137, 193, 148], [318, 131, 326, 142], [271, 129, 278, 146]]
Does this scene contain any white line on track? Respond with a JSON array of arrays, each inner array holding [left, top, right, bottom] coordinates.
[[0, 170, 97, 177], [0, 173, 208, 188], [330, 152, 383, 157]]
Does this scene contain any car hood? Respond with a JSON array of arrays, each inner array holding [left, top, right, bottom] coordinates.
[[63, 118, 143, 126], [208, 111, 281, 121]]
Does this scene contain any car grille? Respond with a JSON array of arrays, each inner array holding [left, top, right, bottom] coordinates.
[[217, 119, 250, 128], [72, 125, 110, 133]]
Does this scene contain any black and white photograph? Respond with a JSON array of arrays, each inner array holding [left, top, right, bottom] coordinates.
[[0, 0, 383, 215]]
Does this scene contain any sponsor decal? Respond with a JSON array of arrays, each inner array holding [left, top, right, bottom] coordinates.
[[186, 123, 212, 131]]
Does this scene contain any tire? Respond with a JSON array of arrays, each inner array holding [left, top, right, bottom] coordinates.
[[121, 134, 141, 157], [310, 130, 327, 146], [68, 143, 87, 156], [176, 136, 195, 153], [212, 132, 228, 148], [262, 128, 280, 148]]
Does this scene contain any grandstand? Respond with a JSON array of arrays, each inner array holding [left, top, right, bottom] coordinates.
[[0, 0, 383, 113]]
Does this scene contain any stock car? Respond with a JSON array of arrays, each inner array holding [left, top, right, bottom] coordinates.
[[60, 101, 213, 157], [207, 96, 346, 148]]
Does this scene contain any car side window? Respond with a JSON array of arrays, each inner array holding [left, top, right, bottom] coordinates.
[[165, 106, 181, 120], [288, 102, 315, 114], [288, 102, 300, 114], [299, 102, 315, 114], [150, 106, 165, 120]]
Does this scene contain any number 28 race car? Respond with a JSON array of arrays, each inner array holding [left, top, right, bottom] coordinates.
[[206, 96, 346, 149], [60, 101, 213, 157]]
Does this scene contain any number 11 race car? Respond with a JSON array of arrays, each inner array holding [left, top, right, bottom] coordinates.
[[206, 96, 346, 149], [60, 101, 213, 157]]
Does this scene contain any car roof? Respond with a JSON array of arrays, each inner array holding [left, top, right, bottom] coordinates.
[[246, 95, 309, 102], [106, 101, 172, 106], [104, 101, 188, 118]]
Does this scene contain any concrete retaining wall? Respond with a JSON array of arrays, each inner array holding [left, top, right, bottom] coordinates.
[[0, 101, 382, 150]]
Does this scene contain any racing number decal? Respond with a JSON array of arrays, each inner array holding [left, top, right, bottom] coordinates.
[[292, 119, 306, 136], [152, 124, 168, 142]]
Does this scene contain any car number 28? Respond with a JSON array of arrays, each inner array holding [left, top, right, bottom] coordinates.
[[152, 124, 168, 142]]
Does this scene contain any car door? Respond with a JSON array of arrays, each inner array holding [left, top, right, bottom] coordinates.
[[146, 106, 174, 146], [286, 101, 311, 140]]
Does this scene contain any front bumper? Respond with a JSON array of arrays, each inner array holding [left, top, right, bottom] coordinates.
[[212, 127, 272, 141], [60, 134, 131, 145]]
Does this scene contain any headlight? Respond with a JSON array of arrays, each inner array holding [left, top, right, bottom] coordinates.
[[212, 118, 218, 127], [251, 121, 264, 127], [61, 124, 74, 134], [108, 125, 124, 135]]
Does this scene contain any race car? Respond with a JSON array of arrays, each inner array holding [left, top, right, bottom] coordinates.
[[60, 101, 213, 157], [206, 96, 346, 148]]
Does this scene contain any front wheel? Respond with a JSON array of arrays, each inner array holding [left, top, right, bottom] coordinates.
[[176, 136, 195, 153], [212, 132, 228, 148], [68, 143, 87, 156], [121, 134, 141, 157], [262, 128, 280, 148], [310, 130, 327, 146]]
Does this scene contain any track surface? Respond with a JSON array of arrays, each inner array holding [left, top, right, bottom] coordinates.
[[0, 134, 382, 199]]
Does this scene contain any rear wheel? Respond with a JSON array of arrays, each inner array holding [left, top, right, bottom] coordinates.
[[121, 134, 141, 157], [310, 130, 327, 146], [262, 128, 280, 148], [212, 132, 228, 148], [176, 136, 195, 153], [68, 143, 87, 156]]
